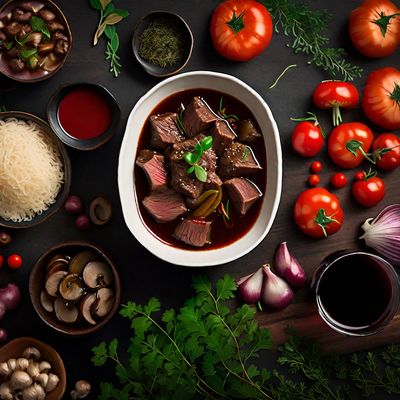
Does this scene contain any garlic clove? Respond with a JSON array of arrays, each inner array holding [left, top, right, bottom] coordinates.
[[0, 382, 12, 400], [35, 373, 48, 388], [38, 361, 51, 373], [45, 373, 59, 393], [274, 242, 307, 288], [27, 362, 40, 379], [0, 362, 11, 377], [261, 264, 294, 310], [7, 358, 16, 372], [10, 370, 32, 390], [22, 347, 41, 360], [16, 358, 29, 371], [237, 267, 263, 304]]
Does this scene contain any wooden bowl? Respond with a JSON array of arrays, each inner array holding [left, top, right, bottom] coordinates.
[[0, 337, 66, 400], [132, 11, 193, 77], [47, 83, 121, 151], [29, 241, 121, 336], [0, 0, 72, 83], [0, 111, 71, 229]]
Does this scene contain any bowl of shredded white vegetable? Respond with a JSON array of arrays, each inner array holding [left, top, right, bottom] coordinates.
[[0, 111, 71, 229]]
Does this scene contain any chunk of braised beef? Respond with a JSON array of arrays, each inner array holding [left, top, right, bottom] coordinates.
[[54, 39, 69, 56], [136, 150, 169, 192], [204, 172, 223, 191], [173, 218, 212, 247], [142, 189, 187, 223], [150, 112, 184, 150], [9, 58, 25, 72], [209, 120, 236, 156], [53, 31, 68, 42], [183, 97, 218, 137], [170, 160, 203, 199], [224, 177, 262, 215], [219, 142, 261, 178], [39, 9, 56, 22], [12, 8, 32, 22], [5, 22, 22, 37], [48, 21, 65, 32], [235, 119, 262, 142]]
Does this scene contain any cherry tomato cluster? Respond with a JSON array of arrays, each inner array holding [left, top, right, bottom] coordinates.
[[0, 232, 23, 270]]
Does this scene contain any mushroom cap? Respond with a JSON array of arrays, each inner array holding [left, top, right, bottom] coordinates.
[[93, 288, 115, 319], [54, 298, 78, 324], [40, 290, 54, 313], [89, 197, 112, 225], [80, 294, 97, 325], [69, 251, 98, 276], [45, 270, 68, 297], [10, 370, 32, 389], [59, 274, 85, 301], [82, 261, 113, 289]]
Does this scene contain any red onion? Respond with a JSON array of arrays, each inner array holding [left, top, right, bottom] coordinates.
[[64, 195, 84, 215], [237, 267, 263, 304], [262, 264, 293, 310], [0, 231, 11, 247], [360, 204, 400, 265], [274, 242, 307, 288], [0, 283, 21, 310], [75, 215, 91, 231]]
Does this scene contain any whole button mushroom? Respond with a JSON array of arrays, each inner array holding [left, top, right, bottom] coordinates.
[[70, 380, 91, 399]]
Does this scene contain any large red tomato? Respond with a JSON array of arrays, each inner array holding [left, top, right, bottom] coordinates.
[[352, 172, 386, 207], [362, 67, 400, 130], [210, 0, 273, 61], [328, 122, 374, 169], [349, 0, 400, 58], [294, 188, 344, 239], [372, 133, 400, 170]]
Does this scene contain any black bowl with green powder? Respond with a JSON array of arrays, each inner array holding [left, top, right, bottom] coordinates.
[[133, 11, 193, 77]]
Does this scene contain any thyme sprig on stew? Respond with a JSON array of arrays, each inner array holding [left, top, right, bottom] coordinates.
[[259, 0, 363, 81], [219, 96, 239, 121], [183, 136, 213, 183], [175, 107, 186, 135], [90, 0, 129, 77], [241, 146, 250, 161]]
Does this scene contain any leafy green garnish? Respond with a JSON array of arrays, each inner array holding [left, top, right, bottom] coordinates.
[[90, 0, 128, 77], [259, 0, 363, 81], [2, 41, 13, 50], [30, 16, 50, 39], [92, 276, 400, 399], [19, 48, 37, 61], [241, 146, 250, 161], [183, 136, 213, 183]]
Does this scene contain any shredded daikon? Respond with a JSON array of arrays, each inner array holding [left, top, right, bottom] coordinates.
[[0, 118, 64, 222]]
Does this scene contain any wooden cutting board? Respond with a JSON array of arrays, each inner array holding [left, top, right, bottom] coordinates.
[[256, 301, 400, 354]]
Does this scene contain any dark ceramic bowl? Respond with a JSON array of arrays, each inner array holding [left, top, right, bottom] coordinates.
[[132, 11, 193, 77], [47, 83, 121, 151], [29, 241, 121, 336], [0, 111, 71, 229], [0, 0, 72, 83], [0, 337, 66, 400]]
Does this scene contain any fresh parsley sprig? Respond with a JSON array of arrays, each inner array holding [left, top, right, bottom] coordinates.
[[183, 136, 213, 183], [259, 0, 363, 81], [89, 0, 128, 77]]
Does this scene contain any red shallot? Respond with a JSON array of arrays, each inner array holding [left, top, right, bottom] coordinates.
[[261, 264, 293, 310], [237, 267, 263, 304], [360, 204, 400, 266], [274, 242, 307, 288]]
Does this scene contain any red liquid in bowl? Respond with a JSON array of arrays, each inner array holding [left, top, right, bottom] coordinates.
[[58, 88, 112, 140]]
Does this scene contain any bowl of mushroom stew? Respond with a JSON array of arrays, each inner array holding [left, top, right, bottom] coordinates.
[[0, 0, 72, 82], [29, 241, 121, 336]]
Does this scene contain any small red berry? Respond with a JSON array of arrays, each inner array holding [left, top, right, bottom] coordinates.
[[7, 254, 22, 270], [310, 161, 322, 173], [354, 171, 365, 181], [330, 173, 347, 188], [308, 174, 320, 187]]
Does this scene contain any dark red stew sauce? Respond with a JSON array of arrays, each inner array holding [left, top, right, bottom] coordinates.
[[135, 89, 267, 250]]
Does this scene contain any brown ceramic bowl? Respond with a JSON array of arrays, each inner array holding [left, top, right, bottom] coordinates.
[[0, 111, 71, 229], [29, 241, 121, 336], [0, 0, 72, 83], [0, 337, 66, 400]]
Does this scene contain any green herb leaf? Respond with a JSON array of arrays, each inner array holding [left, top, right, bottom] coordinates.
[[187, 165, 195, 174], [216, 275, 236, 300], [194, 165, 207, 182], [201, 136, 213, 151], [99, 0, 111, 10], [89, 0, 102, 10], [112, 9, 129, 18], [184, 152, 196, 165], [19, 48, 37, 60], [110, 32, 119, 52], [104, 2, 115, 16], [2, 41, 13, 50], [104, 24, 116, 40], [103, 12, 124, 26], [241, 146, 250, 161], [91, 342, 108, 366], [30, 16, 50, 39]]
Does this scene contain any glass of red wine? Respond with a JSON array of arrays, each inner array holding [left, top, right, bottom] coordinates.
[[311, 250, 399, 336]]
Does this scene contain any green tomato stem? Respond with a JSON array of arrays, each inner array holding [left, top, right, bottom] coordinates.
[[332, 104, 342, 127]]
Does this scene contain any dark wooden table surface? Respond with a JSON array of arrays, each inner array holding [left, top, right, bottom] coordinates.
[[1, 0, 399, 397]]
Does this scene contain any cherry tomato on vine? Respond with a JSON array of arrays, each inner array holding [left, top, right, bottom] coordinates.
[[308, 174, 320, 187], [313, 81, 359, 126], [330, 173, 347, 188], [372, 133, 400, 171], [7, 254, 22, 270], [354, 171, 365, 181], [349, 0, 400, 58], [291, 112, 325, 157], [210, 0, 273, 61], [294, 188, 344, 238], [362, 67, 400, 130], [310, 161, 323, 173], [328, 122, 374, 169], [352, 170, 386, 207]]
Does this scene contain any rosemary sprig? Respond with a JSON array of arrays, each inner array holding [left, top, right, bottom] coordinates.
[[175, 106, 186, 135], [219, 96, 239, 121], [259, 0, 363, 81], [89, 0, 128, 77]]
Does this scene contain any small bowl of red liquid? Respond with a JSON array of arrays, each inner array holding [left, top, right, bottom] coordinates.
[[47, 83, 120, 150]]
